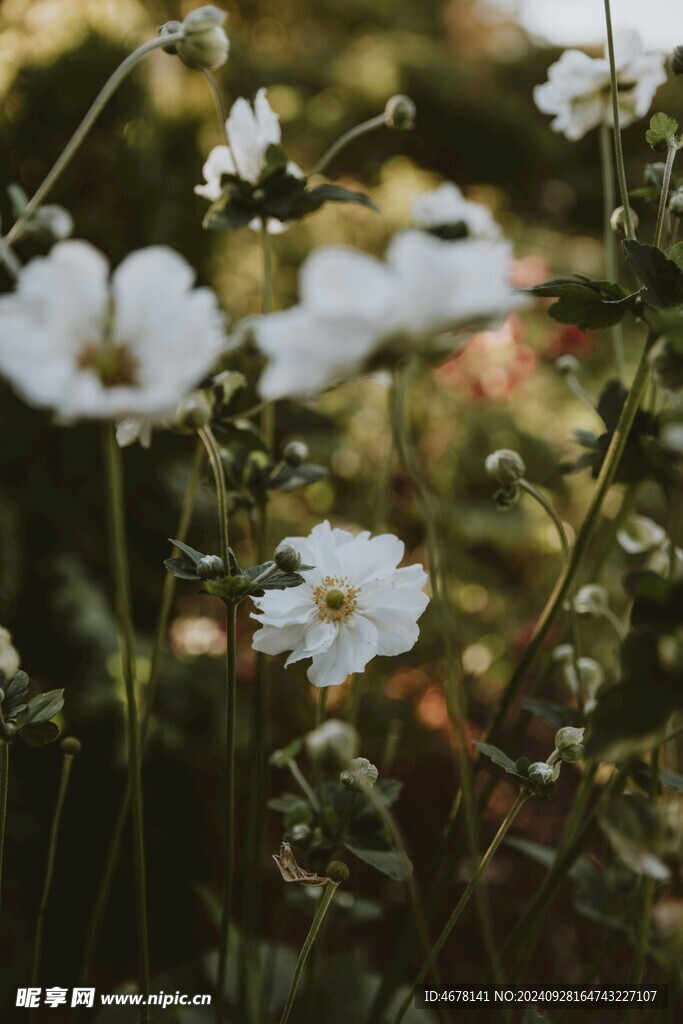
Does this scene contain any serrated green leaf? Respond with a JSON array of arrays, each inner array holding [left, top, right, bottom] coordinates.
[[645, 112, 679, 149], [623, 239, 683, 309], [472, 740, 518, 773], [343, 835, 413, 881]]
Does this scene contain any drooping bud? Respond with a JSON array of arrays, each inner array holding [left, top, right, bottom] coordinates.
[[384, 95, 416, 131], [176, 389, 214, 432], [610, 205, 639, 234], [305, 719, 359, 765], [160, 7, 230, 71], [555, 354, 581, 377], [671, 45, 683, 75], [340, 756, 379, 791], [61, 736, 82, 756], [485, 449, 526, 487], [282, 440, 309, 466], [554, 726, 585, 762], [274, 544, 301, 574], [196, 554, 226, 579]]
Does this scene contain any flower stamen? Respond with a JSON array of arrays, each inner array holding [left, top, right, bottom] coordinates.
[[314, 576, 360, 623], [78, 342, 138, 388]]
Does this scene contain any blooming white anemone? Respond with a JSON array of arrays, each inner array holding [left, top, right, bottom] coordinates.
[[251, 521, 429, 687], [412, 182, 501, 240], [253, 204, 515, 400], [534, 30, 666, 141], [0, 241, 226, 423]]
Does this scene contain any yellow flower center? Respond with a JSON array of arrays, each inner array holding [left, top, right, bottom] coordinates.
[[78, 343, 138, 388], [314, 576, 361, 623]]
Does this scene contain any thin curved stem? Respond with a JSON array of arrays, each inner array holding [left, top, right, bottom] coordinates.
[[599, 122, 625, 378], [0, 743, 8, 918], [103, 425, 150, 1023], [603, 0, 635, 240], [30, 748, 76, 1015], [278, 879, 340, 1024], [519, 480, 570, 561], [79, 439, 204, 988], [309, 113, 386, 177], [4, 33, 183, 247], [392, 791, 528, 1024], [630, 748, 659, 984], [200, 68, 242, 176], [654, 142, 678, 250]]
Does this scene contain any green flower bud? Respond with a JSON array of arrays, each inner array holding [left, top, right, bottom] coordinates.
[[671, 45, 683, 75], [572, 584, 608, 617], [274, 544, 301, 574], [160, 7, 230, 71], [290, 823, 311, 844], [610, 205, 639, 235], [384, 95, 416, 131], [176, 389, 214, 432], [340, 756, 379, 791], [555, 354, 581, 377], [650, 338, 683, 392], [158, 20, 184, 54], [326, 860, 350, 884], [61, 736, 82, 756], [554, 726, 585, 762], [3, 722, 17, 741], [196, 554, 226, 579], [528, 761, 555, 786], [283, 440, 309, 466], [485, 449, 526, 487]]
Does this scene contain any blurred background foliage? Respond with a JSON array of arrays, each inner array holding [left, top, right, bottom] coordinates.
[[0, 0, 680, 1019]]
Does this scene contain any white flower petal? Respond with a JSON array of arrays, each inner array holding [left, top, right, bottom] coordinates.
[[307, 616, 379, 687]]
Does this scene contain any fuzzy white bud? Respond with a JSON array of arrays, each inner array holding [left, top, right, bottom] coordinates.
[[340, 756, 379, 791], [485, 449, 526, 486], [554, 726, 585, 762]]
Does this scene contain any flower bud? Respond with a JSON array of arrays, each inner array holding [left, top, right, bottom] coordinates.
[[485, 449, 526, 487], [669, 187, 683, 217], [326, 860, 350, 884], [384, 95, 416, 131], [32, 205, 73, 241], [650, 338, 683, 392], [560, 656, 604, 711], [160, 7, 230, 71], [340, 756, 379, 791], [554, 726, 585, 762], [555, 354, 581, 377], [305, 719, 359, 765], [3, 722, 17, 741], [494, 485, 521, 511], [528, 761, 555, 786], [671, 45, 683, 75], [0, 626, 20, 679], [176, 390, 214, 432], [61, 736, 82, 756], [196, 554, 226, 579], [290, 823, 311, 844], [572, 584, 608, 617], [274, 544, 301, 574], [610, 205, 639, 234], [283, 440, 309, 466]]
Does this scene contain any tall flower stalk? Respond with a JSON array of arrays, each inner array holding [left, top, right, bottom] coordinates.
[[103, 425, 150, 1022], [0, 741, 8, 917], [602, 0, 635, 240], [599, 123, 626, 377]]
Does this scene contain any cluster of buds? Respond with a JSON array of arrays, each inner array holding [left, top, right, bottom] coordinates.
[[485, 448, 526, 510], [159, 6, 229, 71]]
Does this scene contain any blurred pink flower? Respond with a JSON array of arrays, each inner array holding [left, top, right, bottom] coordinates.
[[436, 315, 536, 399]]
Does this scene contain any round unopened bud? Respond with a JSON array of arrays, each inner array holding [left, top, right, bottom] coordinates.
[[283, 440, 309, 466], [176, 390, 214, 432], [671, 45, 683, 75], [669, 187, 683, 217], [485, 449, 526, 487], [555, 354, 581, 377], [162, 7, 230, 70], [290, 823, 311, 843], [554, 726, 585, 762], [274, 544, 301, 574], [384, 95, 416, 131], [326, 860, 350, 884], [650, 339, 683, 392], [305, 719, 359, 765], [572, 584, 608, 617], [3, 722, 17, 740], [196, 554, 226, 579], [61, 736, 82, 756], [528, 761, 555, 786], [340, 756, 379, 791], [610, 205, 639, 234]]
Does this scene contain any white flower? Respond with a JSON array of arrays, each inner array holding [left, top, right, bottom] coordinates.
[[254, 232, 515, 401], [0, 626, 20, 679], [305, 719, 359, 763], [412, 183, 501, 240], [251, 521, 429, 687], [0, 241, 226, 423], [534, 30, 666, 141], [617, 514, 667, 554]]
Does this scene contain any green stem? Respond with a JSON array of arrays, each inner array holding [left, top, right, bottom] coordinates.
[[629, 747, 659, 984], [30, 747, 77, 1016], [279, 881, 339, 1024], [309, 113, 386, 177], [599, 121, 625, 377], [103, 425, 150, 1023], [4, 33, 183, 247], [289, 760, 321, 814], [603, 0, 635, 240], [654, 142, 678, 250], [260, 221, 276, 449], [316, 686, 328, 727], [392, 791, 528, 1024], [0, 743, 8, 918], [79, 439, 203, 989]]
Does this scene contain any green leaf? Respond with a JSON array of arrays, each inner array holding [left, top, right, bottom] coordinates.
[[304, 184, 380, 213], [269, 738, 303, 769], [343, 835, 413, 881], [667, 242, 683, 270], [623, 239, 683, 309], [19, 721, 61, 747], [472, 741, 518, 773], [267, 793, 307, 813], [7, 183, 28, 219], [645, 112, 679, 149], [242, 564, 309, 592], [268, 463, 328, 492], [521, 698, 583, 730], [1, 670, 30, 719], [635, 761, 683, 793], [525, 277, 636, 329], [23, 689, 64, 726], [203, 194, 254, 231], [163, 557, 201, 581], [168, 539, 206, 566], [373, 779, 403, 807]]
